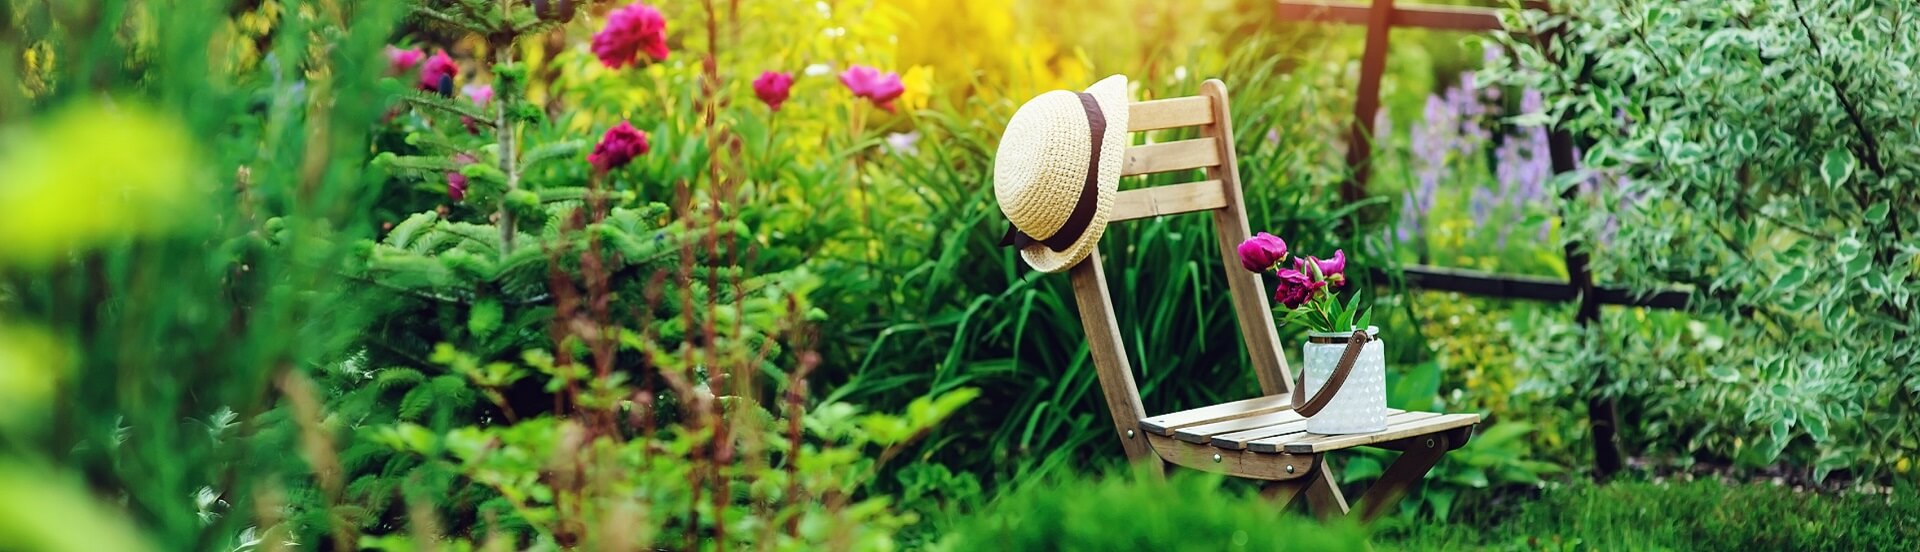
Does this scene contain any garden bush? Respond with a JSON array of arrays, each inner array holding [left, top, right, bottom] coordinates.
[[935, 467, 1370, 552], [1489, 0, 1920, 480]]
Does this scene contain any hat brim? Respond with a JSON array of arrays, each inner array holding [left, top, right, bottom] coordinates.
[[1019, 74, 1129, 273]]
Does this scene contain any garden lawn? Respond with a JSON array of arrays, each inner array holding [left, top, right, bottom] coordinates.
[[1375, 479, 1919, 551]]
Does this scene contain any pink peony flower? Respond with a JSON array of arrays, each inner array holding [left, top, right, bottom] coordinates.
[[1236, 232, 1288, 272], [419, 50, 458, 92], [589, 121, 651, 172], [1273, 268, 1325, 310], [447, 152, 476, 201], [838, 64, 905, 111], [462, 83, 494, 106], [1294, 249, 1349, 286], [386, 45, 425, 74], [752, 71, 794, 111], [592, 3, 670, 70]]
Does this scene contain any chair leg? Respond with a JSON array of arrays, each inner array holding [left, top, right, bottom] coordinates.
[[1260, 479, 1308, 511], [1356, 433, 1449, 522], [1303, 458, 1350, 519]]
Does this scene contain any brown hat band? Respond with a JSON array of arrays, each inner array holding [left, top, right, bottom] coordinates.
[[999, 92, 1107, 252]]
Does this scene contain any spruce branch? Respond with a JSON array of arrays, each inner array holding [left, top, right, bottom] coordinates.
[[522, 140, 588, 168], [399, 92, 497, 124]]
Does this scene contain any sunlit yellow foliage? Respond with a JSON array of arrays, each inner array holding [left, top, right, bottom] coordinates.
[[20, 41, 54, 98], [875, 0, 1090, 102], [0, 461, 156, 552], [0, 103, 199, 267], [0, 325, 65, 431]]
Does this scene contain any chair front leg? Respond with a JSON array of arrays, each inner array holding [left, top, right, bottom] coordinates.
[[1356, 433, 1450, 522], [1259, 479, 1307, 511], [1303, 458, 1350, 519]]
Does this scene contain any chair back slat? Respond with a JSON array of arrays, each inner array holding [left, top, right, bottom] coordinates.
[[1110, 180, 1228, 222], [1128, 96, 1216, 131], [1121, 138, 1222, 176], [1064, 79, 1295, 465]]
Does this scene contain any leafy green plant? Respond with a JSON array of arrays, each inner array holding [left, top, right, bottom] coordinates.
[[1340, 358, 1563, 522], [1488, 0, 1920, 480], [935, 467, 1371, 552], [361, 346, 977, 550]]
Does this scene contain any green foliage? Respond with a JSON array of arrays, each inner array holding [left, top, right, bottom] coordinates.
[[936, 468, 1371, 552], [1488, 0, 1920, 479], [1340, 357, 1563, 522], [363, 363, 977, 550], [1380, 479, 1920, 551], [0, 0, 406, 550]]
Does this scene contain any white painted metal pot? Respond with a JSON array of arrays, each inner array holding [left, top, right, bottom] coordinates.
[[1298, 326, 1388, 434]]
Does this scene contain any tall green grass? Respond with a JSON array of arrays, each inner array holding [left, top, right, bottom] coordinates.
[[1378, 479, 1920, 551]]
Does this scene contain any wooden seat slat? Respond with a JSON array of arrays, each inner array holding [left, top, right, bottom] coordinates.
[[1246, 411, 1442, 453], [1110, 180, 1228, 221], [1283, 413, 1481, 454], [1121, 138, 1221, 176], [1137, 394, 1292, 436], [1174, 409, 1307, 443], [1209, 408, 1409, 449], [1127, 96, 1215, 131]]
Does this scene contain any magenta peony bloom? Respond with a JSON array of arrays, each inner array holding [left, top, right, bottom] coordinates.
[[386, 45, 425, 74], [1236, 232, 1288, 272], [1273, 268, 1325, 309], [447, 153, 476, 201], [592, 3, 670, 69], [838, 64, 906, 111], [1294, 249, 1349, 285], [752, 71, 795, 111], [589, 121, 651, 172], [419, 50, 458, 92]]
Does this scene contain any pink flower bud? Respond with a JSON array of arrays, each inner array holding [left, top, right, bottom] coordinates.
[[752, 71, 795, 111], [1272, 269, 1325, 309], [385, 45, 425, 74], [838, 64, 906, 112], [589, 121, 651, 173], [1236, 232, 1288, 272], [419, 50, 458, 92]]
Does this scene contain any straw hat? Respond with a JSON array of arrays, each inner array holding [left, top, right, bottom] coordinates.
[[994, 74, 1130, 273]]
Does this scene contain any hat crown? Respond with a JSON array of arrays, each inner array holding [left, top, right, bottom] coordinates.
[[989, 74, 1130, 273], [994, 90, 1096, 242]]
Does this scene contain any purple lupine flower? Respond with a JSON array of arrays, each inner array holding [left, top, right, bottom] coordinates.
[[1410, 96, 1453, 208], [1397, 190, 1422, 243]]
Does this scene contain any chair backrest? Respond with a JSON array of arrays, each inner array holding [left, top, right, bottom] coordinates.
[[1067, 80, 1295, 462]]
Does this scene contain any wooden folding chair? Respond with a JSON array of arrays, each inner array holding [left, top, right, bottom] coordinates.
[[1066, 79, 1481, 520]]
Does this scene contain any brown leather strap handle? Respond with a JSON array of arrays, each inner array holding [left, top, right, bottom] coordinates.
[[1291, 329, 1371, 418]]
